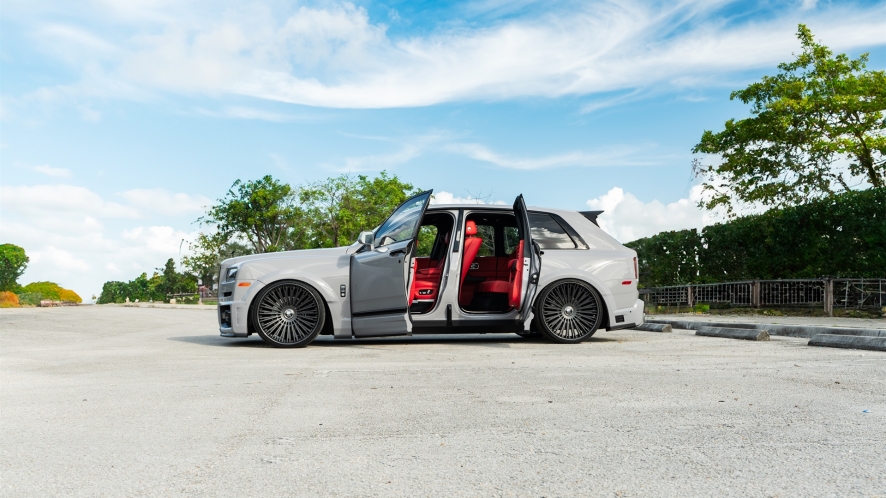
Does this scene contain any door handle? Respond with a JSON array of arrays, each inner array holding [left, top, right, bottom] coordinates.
[[390, 249, 406, 257]]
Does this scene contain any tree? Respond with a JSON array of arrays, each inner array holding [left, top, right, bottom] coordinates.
[[0, 244, 29, 292], [182, 232, 252, 288], [692, 25, 886, 214], [199, 176, 305, 253], [299, 171, 419, 247], [156, 258, 197, 297]]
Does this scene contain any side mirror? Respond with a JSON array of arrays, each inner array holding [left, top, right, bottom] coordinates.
[[357, 231, 375, 249]]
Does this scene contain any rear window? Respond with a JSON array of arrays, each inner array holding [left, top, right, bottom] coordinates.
[[529, 213, 576, 249]]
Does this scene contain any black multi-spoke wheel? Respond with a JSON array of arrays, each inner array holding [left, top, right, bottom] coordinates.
[[536, 279, 603, 343], [251, 281, 325, 348]]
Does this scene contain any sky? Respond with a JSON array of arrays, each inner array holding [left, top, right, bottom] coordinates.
[[1, 0, 885, 300]]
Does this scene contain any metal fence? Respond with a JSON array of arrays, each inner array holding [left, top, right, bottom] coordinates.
[[640, 278, 885, 315]]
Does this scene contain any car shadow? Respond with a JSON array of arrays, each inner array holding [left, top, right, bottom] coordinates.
[[168, 333, 619, 348]]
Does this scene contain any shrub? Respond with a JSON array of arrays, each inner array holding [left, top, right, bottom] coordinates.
[[0, 291, 20, 308], [19, 282, 82, 304], [627, 188, 886, 286]]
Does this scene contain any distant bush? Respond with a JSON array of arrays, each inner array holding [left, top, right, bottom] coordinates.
[[626, 188, 886, 287], [19, 282, 82, 304], [97, 259, 197, 304], [0, 291, 20, 308]]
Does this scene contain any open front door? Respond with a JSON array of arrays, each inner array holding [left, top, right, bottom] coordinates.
[[513, 194, 541, 323], [350, 190, 432, 337]]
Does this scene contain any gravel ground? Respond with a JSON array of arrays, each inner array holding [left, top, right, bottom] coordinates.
[[1, 306, 884, 497]]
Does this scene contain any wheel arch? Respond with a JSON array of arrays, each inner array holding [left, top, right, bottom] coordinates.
[[533, 272, 615, 329], [247, 277, 331, 337]]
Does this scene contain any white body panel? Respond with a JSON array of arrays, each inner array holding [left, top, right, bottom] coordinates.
[[217, 205, 643, 339]]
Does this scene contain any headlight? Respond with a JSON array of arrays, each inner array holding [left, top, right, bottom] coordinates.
[[225, 267, 239, 282]]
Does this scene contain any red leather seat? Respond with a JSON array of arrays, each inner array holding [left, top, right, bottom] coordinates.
[[476, 279, 509, 294], [458, 221, 483, 306]]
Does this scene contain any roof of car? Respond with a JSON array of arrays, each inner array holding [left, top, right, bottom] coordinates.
[[427, 204, 569, 212]]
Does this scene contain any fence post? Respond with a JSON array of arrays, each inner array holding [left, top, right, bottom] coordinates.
[[751, 280, 760, 308], [824, 278, 833, 317], [687, 285, 694, 309]]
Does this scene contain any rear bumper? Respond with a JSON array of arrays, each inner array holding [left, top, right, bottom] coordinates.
[[607, 299, 644, 331]]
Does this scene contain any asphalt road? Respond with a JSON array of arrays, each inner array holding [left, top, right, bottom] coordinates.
[[2, 306, 884, 497]]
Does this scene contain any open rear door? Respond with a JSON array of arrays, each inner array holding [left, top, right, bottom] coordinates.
[[513, 194, 541, 323], [350, 190, 432, 337]]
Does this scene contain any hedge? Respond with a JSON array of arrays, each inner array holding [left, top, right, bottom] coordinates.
[[626, 188, 886, 287]]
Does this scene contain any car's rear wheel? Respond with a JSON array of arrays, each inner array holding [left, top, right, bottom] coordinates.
[[252, 281, 325, 348], [536, 279, 603, 344]]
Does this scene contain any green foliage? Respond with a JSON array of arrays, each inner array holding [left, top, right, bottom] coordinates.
[[0, 244, 29, 292], [182, 233, 252, 288], [626, 229, 702, 287], [415, 225, 438, 257], [18, 281, 82, 304], [627, 188, 886, 286], [693, 25, 886, 214], [199, 175, 304, 253], [97, 259, 195, 304], [299, 172, 419, 247], [196, 171, 419, 257]]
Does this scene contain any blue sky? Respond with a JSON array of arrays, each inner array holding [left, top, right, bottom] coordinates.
[[1, 0, 885, 299]]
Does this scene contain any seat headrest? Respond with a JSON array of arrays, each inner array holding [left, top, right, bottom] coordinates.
[[465, 221, 478, 236]]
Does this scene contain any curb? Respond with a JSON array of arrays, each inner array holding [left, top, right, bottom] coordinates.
[[695, 326, 770, 341], [808, 334, 886, 352], [648, 319, 885, 339], [634, 323, 672, 333]]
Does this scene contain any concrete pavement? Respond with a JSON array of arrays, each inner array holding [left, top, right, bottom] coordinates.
[[2, 306, 884, 497]]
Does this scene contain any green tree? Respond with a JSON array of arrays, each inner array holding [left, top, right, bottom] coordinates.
[[0, 244, 29, 292], [299, 171, 419, 247], [182, 233, 252, 288], [199, 176, 305, 253], [156, 258, 197, 297], [692, 25, 886, 214]]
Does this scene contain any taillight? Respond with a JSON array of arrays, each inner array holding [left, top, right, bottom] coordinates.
[[633, 257, 638, 280]]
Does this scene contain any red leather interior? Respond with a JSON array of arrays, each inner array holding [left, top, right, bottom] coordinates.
[[458, 221, 482, 306], [410, 257, 445, 304], [509, 241, 524, 308], [476, 279, 510, 294]]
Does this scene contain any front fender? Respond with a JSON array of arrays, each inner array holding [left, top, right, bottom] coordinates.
[[256, 269, 339, 302]]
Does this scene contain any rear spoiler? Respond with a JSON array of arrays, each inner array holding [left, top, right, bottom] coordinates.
[[579, 211, 603, 227]]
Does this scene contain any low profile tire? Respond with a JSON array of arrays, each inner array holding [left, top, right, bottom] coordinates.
[[251, 281, 326, 348], [535, 279, 603, 344]]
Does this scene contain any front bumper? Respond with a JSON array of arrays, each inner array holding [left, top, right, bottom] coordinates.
[[218, 301, 250, 337]]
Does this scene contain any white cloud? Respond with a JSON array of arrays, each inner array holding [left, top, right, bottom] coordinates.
[[0, 184, 140, 231], [586, 186, 723, 243], [0, 183, 205, 300], [119, 188, 211, 217], [30, 246, 91, 272], [446, 143, 656, 170], [32, 164, 73, 177], [9, 1, 886, 109]]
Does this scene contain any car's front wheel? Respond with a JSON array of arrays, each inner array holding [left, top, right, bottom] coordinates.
[[536, 279, 603, 343], [251, 281, 326, 348]]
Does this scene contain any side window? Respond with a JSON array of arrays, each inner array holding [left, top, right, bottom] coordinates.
[[476, 224, 495, 257], [503, 226, 520, 255], [415, 225, 438, 257], [374, 193, 430, 247], [528, 213, 576, 249]]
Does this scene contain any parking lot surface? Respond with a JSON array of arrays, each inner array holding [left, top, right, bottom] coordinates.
[[2, 306, 884, 497]]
